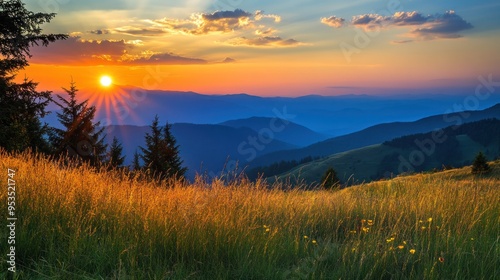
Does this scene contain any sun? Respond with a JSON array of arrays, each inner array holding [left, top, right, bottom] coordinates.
[[100, 75, 113, 87]]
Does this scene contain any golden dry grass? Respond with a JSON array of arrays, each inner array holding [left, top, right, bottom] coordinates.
[[0, 150, 499, 279]]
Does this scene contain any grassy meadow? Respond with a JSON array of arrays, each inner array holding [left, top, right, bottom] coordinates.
[[1, 150, 499, 279]]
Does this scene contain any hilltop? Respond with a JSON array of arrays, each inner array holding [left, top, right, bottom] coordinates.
[[0, 151, 498, 279], [272, 118, 500, 185]]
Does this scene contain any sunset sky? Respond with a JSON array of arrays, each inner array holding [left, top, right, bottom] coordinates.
[[22, 0, 500, 96]]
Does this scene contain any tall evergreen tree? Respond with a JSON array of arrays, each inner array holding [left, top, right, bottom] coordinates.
[[140, 115, 163, 175], [49, 81, 107, 166], [0, 0, 67, 152], [132, 150, 142, 171], [140, 115, 186, 180], [162, 121, 187, 179], [0, 76, 52, 152], [107, 136, 125, 168]]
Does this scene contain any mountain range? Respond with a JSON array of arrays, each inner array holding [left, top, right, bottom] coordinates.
[[248, 104, 500, 169], [273, 118, 500, 186], [45, 87, 500, 137], [104, 103, 500, 181]]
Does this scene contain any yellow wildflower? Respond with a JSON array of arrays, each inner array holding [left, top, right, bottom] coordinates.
[[367, 220, 374, 226], [303, 235, 308, 239], [427, 218, 433, 222], [398, 245, 404, 250], [409, 249, 416, 254], [312, 240, 317, 245]]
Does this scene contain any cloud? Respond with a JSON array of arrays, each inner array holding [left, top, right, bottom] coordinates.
[[222, 57, 236, 63], [30, 37, 129, 64], [323, 10, 473, 41], [392, 11, 430, 26], [147, 9, 304, 48], [151, 9, 290, 38], [321, 16, 345, 28], [203, 9, 252, 21], [351, 14, 387, 26], [80, 9, 304, 49], [349, 12, 431, 29], [155, 9, 254, 35], [196, 9, 253, 34], [255, 10, 281, 23], [29, 37, 207, 65], [226, 36, 303, 47], [89, 29, 110, 35], [255, 28, 276, 35], [392, 39, 414, 44], [410, 10, 473, 40], [111, 26, 170, 37], [124, 52, 207, 65]]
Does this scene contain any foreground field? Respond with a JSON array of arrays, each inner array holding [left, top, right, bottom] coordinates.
[[1, 151, 499, 279]]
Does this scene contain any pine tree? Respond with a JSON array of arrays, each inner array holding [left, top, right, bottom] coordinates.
[[0, 77, 52, 152], [140, 116, 163, 175], [49, 81, 107, 166], [0, 0, 67, 152], [321, 167, 341, 190], [162, 121, 187, 179], [132, 150, 142, 171], [107, 137, 125, 168], [140, 115, 186, 180], [471, 151, 491, 175]]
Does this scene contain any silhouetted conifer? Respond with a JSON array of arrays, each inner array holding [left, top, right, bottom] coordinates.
[[49, 81, 107, 166], [0, 0, 67, 152], [107, 137, 125, 168], [140, 115, 186, 180]]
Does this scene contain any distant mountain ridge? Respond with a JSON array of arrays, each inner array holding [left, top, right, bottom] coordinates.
[[44, 87, 500, 137], [219, 117, 329, 147], [274, 118, 500, 186], [248, 103, 500, 169]]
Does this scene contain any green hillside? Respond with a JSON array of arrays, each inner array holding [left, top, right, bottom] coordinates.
[[249, 104, 500, 169], [275, 119, 500, 185], [1, 150, 499, 279]]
